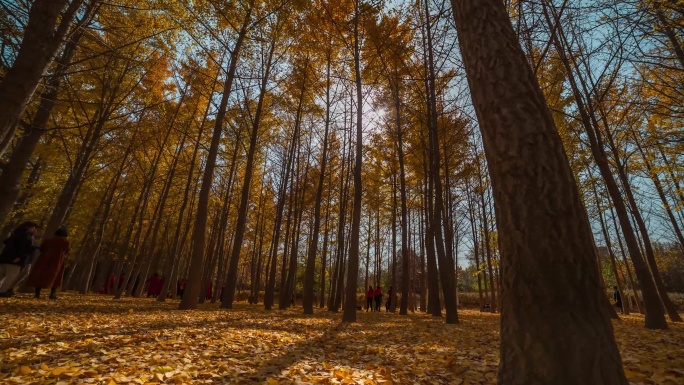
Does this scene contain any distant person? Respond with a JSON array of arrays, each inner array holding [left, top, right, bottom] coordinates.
[[177, 279, 186, 298], [147, 273, 160, 297], [613, 286, 623, 314], [366, 286, 374, 311], [483, 303, 491, 312], [206, 282, 213, 301], [0, 222, 39, 297], [27, 228, 70, 299], [374, 286, 383, 312], [386, 285, 393, 311], [107, 273, 116, 294]]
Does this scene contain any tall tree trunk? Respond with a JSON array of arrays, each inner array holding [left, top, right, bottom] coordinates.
[[303, 50, 332, 314], [593, 182, 629, 315], [609, 205, 642, 314], [0, 1, 96, 224], [395, 71, 410, 315], [342, 0, 364, 323], [222, 37, 276, 309], [423, 0, 458, 323], [319, 175, 332, 308], [541, 2, 667, 329], [0, 0, 84, 157], [180, 5, 252, 310], [602, 120, 681, 322], [450, 0, 629, 383], [466, 177, 485, 311], [44, 60, 133, 238], [264, 124, 298, 310]]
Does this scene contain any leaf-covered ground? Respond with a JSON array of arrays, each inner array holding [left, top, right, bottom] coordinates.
[[1, 293, 682, 384]]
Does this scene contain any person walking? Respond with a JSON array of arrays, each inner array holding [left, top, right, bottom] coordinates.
[[0, 222, 39, 297], [27, 228, 70, 299], [374, 286, 383, 312], [366, 286, 374, 311], [386, 285, 393, 312], [613, 286, 623, 314]]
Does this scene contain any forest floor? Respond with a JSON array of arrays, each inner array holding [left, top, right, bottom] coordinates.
[[1, 293, 683, 385]]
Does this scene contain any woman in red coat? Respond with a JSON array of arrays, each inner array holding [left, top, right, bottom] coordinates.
[[27, 228, 70, 299]]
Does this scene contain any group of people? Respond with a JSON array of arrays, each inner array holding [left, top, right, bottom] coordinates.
[[0, 222, 71, 299], [366, 285, 393, 312]]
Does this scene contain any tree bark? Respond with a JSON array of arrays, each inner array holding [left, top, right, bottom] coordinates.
[[450, 0, 629, 383]]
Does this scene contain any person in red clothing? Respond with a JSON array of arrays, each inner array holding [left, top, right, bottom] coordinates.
[[26, 228, 70, 299], [146, 273, 160, 297], [374, 286, 383, 312], [206, 282, 213, 301], [366, 286, 374, 312], [108, 274, 115, 293]]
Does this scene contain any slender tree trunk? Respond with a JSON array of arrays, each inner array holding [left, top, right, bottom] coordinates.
[[395, 74, 410, 315], [450, 0, 629, 382], [466, 177, 485, 311], [609, 205, 642, 314], [593, 182, 629, 315], [342, 0, 364, 323], [157, 61, 219, 301], [319, 176, 332, 308], [541, 2, 666, 329], [180, 5, 252, 310], [633, 134, 684, 251], [264, 127, 297, 310], [602, 125, 681, 322], [423, 0, 458, 323], [303, 50, 332, 314]]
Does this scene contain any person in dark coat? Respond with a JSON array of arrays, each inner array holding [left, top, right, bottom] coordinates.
[[27, 228, 70, 299], [613, 286, 623, 314], [0, 222, 39, 297]]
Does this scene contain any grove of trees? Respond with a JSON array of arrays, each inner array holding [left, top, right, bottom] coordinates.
[[1, 0, 683, 382]]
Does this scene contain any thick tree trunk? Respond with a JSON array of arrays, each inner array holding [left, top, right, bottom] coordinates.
[[450, 0, 628, 383]]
